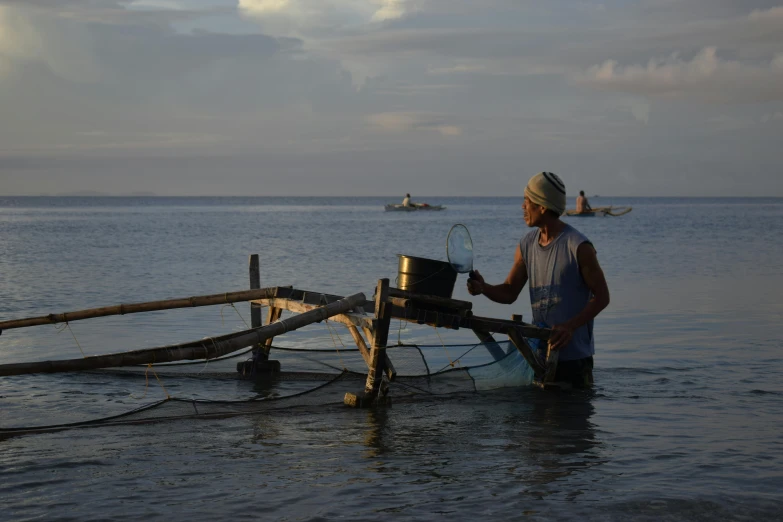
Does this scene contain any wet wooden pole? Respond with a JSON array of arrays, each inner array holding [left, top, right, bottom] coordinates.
[[237, 255, 281, 376], [0, 293, 366, 377], [249, 255, 262, 330], [511, 314, 558, 387], [344, 279, 392, 408]]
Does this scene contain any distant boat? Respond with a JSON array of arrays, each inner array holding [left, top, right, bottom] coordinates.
[[565, 206, 632, 217], [384, 203, 446, 212]]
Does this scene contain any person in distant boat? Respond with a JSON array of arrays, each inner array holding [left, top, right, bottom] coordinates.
[[402, 193, 412, 207], [466, 172, 610, 388], [576, 190, 592, 214]]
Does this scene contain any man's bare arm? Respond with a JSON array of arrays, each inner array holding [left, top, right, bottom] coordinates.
[[467, 244, 528, 304], [549, 242, 610, 349]]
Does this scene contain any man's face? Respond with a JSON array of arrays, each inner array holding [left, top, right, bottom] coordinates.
[[522, 196, 544, 227]]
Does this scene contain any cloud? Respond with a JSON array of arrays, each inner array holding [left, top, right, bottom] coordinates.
[[578, 47, 783, 103], [427, 63, 485, 75], [128, 0, 187, 10], [0, 4, 101, 82], [748, 5, 783, 24], [329, 3, 783, 80], [367, 111, 462, 136], [238, 0, 409, 36], [629, 101, 650, 124], [0, 2, 366, 155], [761, 111, 783, 122], [436, 125, 462, 136], [2, 0, 783, 196], [371, 0, 408, 22], [238, 0, 291, 16], [0, 6, 45, 62]]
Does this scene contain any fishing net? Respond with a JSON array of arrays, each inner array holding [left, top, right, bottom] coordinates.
[[0, 339, 540, 438]]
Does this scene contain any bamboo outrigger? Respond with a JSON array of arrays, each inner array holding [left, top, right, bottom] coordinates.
[[565, 205, 632, 217], [0, 254, 556, 408], [0, 292, 366, 377]]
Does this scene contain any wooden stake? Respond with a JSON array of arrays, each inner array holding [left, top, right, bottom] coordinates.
[[249, 254, 264, 362], [542, 343, 559, 384], [365, 279, 391, 397], [347, 325, 372, 366], [249, 255, 262, 329], [263, 306, 283, 356], [347, 325, 396, 381], [344, 279, 392, 407]]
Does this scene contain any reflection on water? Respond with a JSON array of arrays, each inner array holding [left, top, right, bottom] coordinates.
[[466, 387, 602, 501], [362, 408, 390, 459], [354, 387, 602, 500], [520, 390, 599, 497]]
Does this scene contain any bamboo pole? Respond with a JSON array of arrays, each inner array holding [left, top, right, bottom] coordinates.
[[347, 325, 372, 366], [471, 328, 506, 361], [365, 278, 391, 396], [347, 325, 396, 381], [256, 297, 374, 331], [345, 280, 392, 408], [0, 293, 366, 377], [387, 288, 473, 311], [507, 327, 545, 377], [263, 306, 283, 355], [0, 287, 281, 332]]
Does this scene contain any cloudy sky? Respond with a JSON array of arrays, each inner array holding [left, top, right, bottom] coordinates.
[[1, 0, 781, 196]]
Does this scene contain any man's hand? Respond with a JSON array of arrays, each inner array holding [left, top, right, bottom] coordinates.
[[548, 323, 573, 351], [466, 269, 485, 296], [467, 245, 528, 304]]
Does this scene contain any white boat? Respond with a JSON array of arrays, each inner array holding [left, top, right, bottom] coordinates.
[[384, 203, 446, 212]]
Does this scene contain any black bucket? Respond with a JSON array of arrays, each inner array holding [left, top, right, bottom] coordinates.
[[397, 255, 457, 298]]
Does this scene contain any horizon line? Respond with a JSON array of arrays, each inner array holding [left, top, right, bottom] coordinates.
[[2, 194, 782, 199]]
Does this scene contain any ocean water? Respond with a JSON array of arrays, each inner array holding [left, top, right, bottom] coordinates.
[[1, 196, 782, 520]]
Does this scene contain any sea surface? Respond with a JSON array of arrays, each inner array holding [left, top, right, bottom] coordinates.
[[1, 196, 782, 521]]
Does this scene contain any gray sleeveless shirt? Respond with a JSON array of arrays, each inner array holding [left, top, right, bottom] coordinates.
[[519, 224, 594, 361]]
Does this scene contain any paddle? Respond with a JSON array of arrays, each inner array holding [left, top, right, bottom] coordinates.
[[446, 224, 477, 280]]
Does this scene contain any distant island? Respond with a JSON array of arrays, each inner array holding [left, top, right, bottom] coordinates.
[[53, 191, 158, 197]]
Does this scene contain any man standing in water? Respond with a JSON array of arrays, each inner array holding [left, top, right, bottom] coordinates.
[[576, 190, 592, 214], [467, 172, 610, 388]]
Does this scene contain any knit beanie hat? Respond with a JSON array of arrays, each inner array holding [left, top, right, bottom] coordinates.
[[524, 172, 566, 215]]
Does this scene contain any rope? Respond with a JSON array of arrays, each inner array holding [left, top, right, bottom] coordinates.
[[228, 303, 251, 329], [323, 319, 348, 371], [197, 337, 221, 375], [130, 363, 172, 400], [392, 379, 436, 395], [428, 325, 476, 384], [432, 341, 484, 374], [54, 321, 87, 359], [432, 325, 460, 369]]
